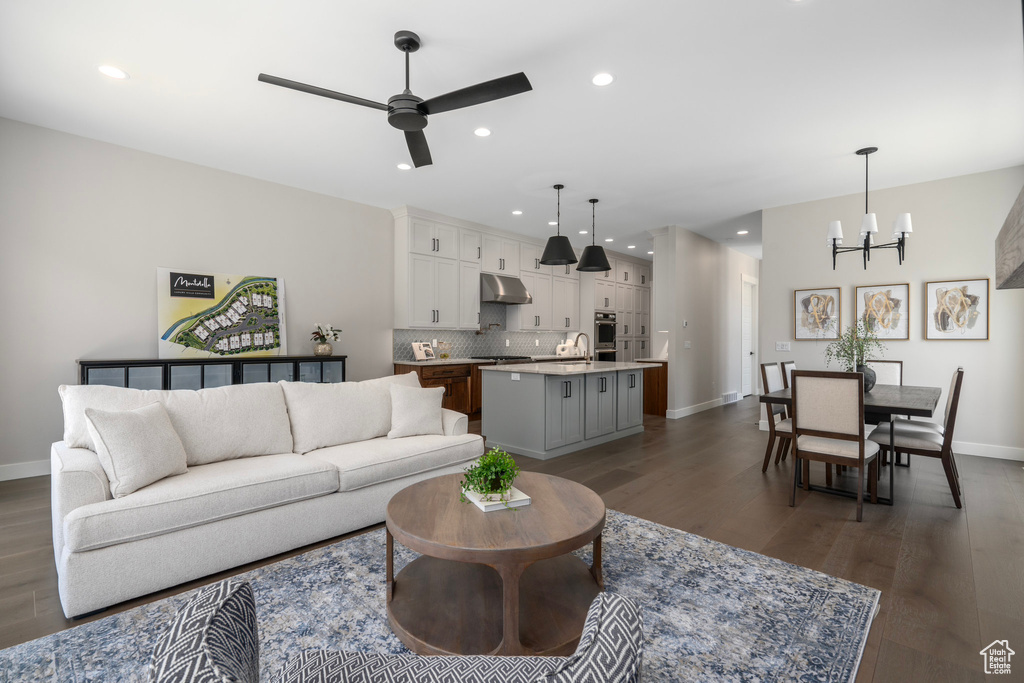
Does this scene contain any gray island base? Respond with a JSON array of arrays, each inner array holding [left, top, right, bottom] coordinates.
[[480, 361, 658, 460]]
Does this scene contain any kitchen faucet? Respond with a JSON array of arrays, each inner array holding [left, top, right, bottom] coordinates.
[[573, 332, 592, 364]]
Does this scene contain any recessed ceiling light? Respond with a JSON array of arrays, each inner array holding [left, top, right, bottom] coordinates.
[[627, 245, 636, 249], [397, 163, 412, 170], [579, 230, 588, 235], [605, 238, 614, 242], [98, 65, 129, 80], [592, 73, 614, 87], [647, 251, 654, 255], [474, 127, 491, 137], [737, 230, 749, 235], [512, 210, 522, 215], [548, 221, 558, 226]]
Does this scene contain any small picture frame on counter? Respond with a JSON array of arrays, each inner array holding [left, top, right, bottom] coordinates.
[[411, 342, 435, 361]]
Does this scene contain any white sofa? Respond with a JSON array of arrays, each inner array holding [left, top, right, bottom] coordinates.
[[51, 372, 483, 618]]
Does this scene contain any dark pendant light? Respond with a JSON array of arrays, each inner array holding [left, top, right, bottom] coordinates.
[[540, 184, 578, 265], [576, 198, 612, 272]]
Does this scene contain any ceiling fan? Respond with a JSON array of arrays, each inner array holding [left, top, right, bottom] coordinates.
[[258, 30, 533, 168]]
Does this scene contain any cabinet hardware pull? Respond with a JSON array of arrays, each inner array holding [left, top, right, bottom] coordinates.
[[624, 272, 628, 281], [478, 246, 481, 259], [605, 297, 609, 307], [625, 324, 628, 334]]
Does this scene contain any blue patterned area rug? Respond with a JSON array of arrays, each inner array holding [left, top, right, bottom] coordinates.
[[2, 510, 879, 682]]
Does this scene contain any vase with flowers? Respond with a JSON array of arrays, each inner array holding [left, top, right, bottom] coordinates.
[[310, 323, 341, 356], [823, 320, 886, 392]]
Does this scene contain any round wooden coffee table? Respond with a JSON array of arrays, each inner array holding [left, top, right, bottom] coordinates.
[[385, 471, 605, 657]]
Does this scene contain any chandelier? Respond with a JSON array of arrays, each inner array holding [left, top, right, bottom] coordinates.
[[827, 147, 913, 270]]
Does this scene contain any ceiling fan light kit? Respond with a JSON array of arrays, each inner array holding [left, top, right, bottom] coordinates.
[[257, 30, 532, 168], [576, 198, 612, 272], [540, 184, 579, 266], [828, 147, 913, 270]]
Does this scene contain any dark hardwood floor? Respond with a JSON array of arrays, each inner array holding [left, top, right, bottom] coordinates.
[[1, 396, 1021, 682]]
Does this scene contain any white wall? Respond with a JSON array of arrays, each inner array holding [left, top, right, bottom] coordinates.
[[760, 165, 1024, 460], [0, 118, 396, 476], [653, 226, 761, 417]]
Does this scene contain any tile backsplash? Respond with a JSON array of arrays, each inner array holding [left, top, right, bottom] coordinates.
[[393, 304, 578, 361]]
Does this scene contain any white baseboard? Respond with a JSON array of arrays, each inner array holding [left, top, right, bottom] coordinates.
[[667, 397, 724, 419], [0, 458, 49, 481], [750, 428, 1023, 462], [952, 440, 1024, 462]]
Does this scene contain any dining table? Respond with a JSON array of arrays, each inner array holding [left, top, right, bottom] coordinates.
[[759, 383, 942, 505]]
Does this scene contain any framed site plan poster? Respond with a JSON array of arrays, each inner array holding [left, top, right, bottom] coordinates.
[[794, 287, 840, 340], [856, 283, 909, 340], [157, 268, 288, 358], [925, 278, 989, 340]]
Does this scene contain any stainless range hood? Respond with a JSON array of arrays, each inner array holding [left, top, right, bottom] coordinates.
[[480, 273, 533, 304]]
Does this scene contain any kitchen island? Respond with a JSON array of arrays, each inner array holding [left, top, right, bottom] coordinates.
[[480, 361, 658, 460]]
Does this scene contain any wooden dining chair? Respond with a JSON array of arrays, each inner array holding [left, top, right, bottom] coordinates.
[[759, 362, 792, 472], [780, 361, 797, 393], [865, 359, 905, 465], [869, 367, 964, 508], [790, 370, 879, 521]]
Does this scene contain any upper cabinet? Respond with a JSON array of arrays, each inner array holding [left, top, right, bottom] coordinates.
[[598, 257, 617, 280], [637, 264, 651, 286], [549, 261, 580, 281], [520, 243, 545, 273], [616, 260, 635, 284], [410, 219, 458, 260], [482, 235, 520, 274], [460, 229, 482, 262]]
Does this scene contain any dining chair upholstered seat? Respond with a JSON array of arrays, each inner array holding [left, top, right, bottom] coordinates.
[[791, 370, 878, 521], [868, 367, 965, 508], [776, 418, 793, 434], [799, 436, 879, 459]]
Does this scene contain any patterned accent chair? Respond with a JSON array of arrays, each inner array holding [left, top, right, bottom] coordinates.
[[150, 580, 644, 683]]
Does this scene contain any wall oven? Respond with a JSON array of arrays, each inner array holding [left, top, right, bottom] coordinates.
[[595, 312, 616, 360]]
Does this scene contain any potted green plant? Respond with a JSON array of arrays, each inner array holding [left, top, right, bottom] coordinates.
[[823, 320, 887, 391], [461, 446, 521, 508]]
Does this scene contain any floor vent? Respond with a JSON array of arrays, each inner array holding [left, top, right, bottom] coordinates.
[[722, 391, 740, 404]]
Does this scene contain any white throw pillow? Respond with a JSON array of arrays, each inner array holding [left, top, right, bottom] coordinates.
[[280, 372, 421, 453], [388, 384, 445, 439], [84, 402, 188, 498]]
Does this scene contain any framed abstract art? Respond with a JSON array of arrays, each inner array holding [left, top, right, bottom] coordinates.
[[794, 287, 840, 340], [856, 283, 909, 340], [925, 278, 989, 340]]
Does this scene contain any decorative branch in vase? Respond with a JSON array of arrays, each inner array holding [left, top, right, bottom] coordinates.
[[823, 320, 886, 391], [310, 323, 341, 356]]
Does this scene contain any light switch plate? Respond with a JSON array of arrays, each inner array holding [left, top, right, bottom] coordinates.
[[776, 341, 792, 352], [684, 341, 692, 349], [511, 373, 521, 381], [535, 339, 539, 346], [505, 339, 510, 347]]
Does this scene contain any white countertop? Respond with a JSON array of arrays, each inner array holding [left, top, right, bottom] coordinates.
[[633, 357, 668, 362], [480, 361, 659, 375]]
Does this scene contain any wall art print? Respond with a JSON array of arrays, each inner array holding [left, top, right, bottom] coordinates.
[[794, 287, 841, 340], [856, 283, 909, 340], [157, 268, 288, 359], [925, 278, 989, 341]]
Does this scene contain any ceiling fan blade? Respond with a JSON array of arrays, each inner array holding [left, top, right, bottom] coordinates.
[[405, 130, 433, 167], [419, 72, 532, 115], [257, 73, 389, 111]]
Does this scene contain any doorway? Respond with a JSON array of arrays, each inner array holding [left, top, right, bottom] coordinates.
[[741, 275, 757, 397]]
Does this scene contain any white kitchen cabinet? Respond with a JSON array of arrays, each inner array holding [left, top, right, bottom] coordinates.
[[598, 258, 616, 280], [615, 338, 636, 363], [520, 243, 546, 272], [616, 260, 635, 284], [482, 235, 520, 274], [549, 262, 579, 281], [407, 254, 458, 328], [636, 337, 650, 358], [616, 369, 644, 429], [460, 229, 482, 262], [410, 219, 458, 260], [545, 376, 584, 450], [551, 277, 580, 331], [595, 279, 615, 311], [507, 272, 552, 331], [458, 261, 481, 329], [638, 313, 651, 338], [640, 287, 651, 314], [638, 264, 651, 286], [584, 372, 617, 439], [617, 311, 635, 338], [616, 283, 634, 312]]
